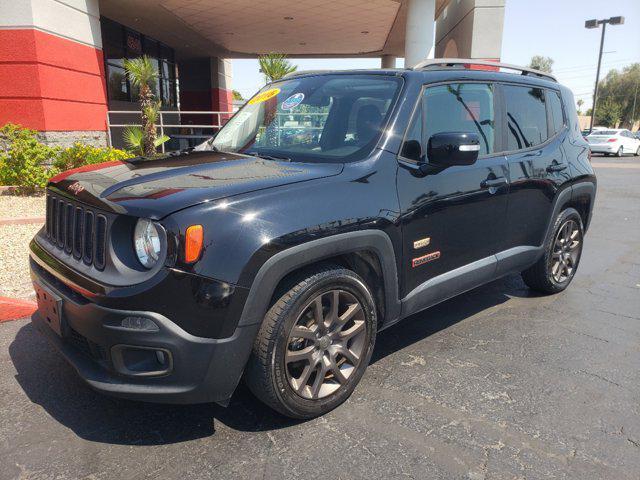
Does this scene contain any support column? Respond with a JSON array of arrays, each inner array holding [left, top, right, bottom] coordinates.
[[0, 0, 107, 146], [211, 58, 233, 122], [178, 57, 233, 127], [381, 55, 396, 69], [405, 0, 436, 68], [435, 0, 505, 61]]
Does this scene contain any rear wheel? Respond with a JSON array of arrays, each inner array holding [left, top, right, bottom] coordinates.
[[635, 145, 640, 156], [616, 146, 623, 157], [245, 265, 377, 419], [522, 208, 584, 294]]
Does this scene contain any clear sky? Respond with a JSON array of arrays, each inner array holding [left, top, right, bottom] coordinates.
[[231, 0, 640, 109]]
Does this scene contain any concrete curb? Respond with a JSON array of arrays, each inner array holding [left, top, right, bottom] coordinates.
[[0, 297, 36, 323]]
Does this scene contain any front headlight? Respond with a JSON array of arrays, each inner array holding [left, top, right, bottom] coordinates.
[[133, 218, 161, 269]]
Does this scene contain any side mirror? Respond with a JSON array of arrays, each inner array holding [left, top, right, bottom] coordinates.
[[426, 132, 481, 167]]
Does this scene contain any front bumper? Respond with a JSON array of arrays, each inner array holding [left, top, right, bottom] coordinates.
[[29, 246, 259, 405]]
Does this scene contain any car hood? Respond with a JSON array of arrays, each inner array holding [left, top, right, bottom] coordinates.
[[47, 151, 344, 219]]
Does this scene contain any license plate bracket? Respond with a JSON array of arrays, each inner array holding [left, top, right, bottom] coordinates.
[[35, 282, 64, 337]]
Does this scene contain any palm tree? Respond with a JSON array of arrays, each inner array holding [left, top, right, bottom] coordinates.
[[123, 56, 163, 156], [258, 53, 297, 82], [577, 99, 584, 115], [123, 102, 169, 155]]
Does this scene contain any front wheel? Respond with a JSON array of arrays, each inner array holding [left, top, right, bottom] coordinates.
[[245, 265, 377, 419], [522, 208, 584, 294]]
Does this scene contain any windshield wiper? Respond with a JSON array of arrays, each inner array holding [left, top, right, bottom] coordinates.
[[244, 152, 292, 162]]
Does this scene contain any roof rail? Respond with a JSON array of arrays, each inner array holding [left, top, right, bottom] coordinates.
[[282, 69, 335, 79], [413, 58, 557, 82]]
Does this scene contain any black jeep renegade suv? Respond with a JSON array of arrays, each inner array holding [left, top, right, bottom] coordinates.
[[30, 60, 596, 419]]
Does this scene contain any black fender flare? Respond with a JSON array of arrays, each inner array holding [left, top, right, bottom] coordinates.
[[237, 230, 401, 328], [542, 180, 595, 245], [571, 180, 597, 231]]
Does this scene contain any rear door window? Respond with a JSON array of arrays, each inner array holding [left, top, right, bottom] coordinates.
[[503, 85, 548, 150]]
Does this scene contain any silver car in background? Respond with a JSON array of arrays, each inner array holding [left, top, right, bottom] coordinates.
[[586, 129, 640, 157]]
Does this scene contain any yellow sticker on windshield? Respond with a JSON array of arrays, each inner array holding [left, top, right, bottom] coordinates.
[[248, 88, 281, 105]]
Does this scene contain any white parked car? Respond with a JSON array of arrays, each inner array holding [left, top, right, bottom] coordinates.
[[586, 129, 640, 157]]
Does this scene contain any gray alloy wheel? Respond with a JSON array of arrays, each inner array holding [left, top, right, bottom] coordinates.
[[285, 289, 367, 400], [244, 265, 377, 419], [549, 219, 582, 284], [616, 146, 623, 157], [521, 208, 584, 294], [636, 145, 640, 156]]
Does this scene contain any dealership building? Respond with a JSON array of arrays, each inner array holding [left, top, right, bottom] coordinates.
[[0, 0, 505, 148]]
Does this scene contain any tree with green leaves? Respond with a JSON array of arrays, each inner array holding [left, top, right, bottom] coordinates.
[[595, 97, 623, 128], [232, 90, 244, 101], [595, 63, 640, 129], [576, 99, 584, 115], [123, 56, 168, 156], [528, 55, 554, 73], [258, 53, 297, 82]]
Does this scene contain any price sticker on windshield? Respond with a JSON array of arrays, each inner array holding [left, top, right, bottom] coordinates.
[[248, 88, 281, 105]]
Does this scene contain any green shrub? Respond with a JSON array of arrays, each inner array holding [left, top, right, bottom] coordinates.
[[0, 124, 134, 194], [54, 142, 133, 172], [0, 124, 58, 194]]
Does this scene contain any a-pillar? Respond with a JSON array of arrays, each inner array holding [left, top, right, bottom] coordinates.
[[404, 0, 436, 68], [0, 0, 108, 146]]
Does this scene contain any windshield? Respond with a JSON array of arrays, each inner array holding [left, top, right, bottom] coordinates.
[[207, 74, 402, 162]]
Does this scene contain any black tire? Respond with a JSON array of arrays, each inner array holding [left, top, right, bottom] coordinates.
[[245, 265, 377, 419], [635, 145, 640, 156], [616, 147, 623, 157], [521, 208, 584, 294]]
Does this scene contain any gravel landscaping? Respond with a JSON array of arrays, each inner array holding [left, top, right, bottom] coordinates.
[[0, 223, 42, 299], [0, 194, 46, 219], [0, 195, 46, 299]]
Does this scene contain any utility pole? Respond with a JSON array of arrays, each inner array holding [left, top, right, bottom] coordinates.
[[585, 16, 624, 132], [631, 81, 638, 129]]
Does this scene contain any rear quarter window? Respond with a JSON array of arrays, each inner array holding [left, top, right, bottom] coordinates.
[[548, 90, 565, 135]]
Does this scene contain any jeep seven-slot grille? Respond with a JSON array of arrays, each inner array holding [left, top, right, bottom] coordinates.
[[45, 193, 107, 270]]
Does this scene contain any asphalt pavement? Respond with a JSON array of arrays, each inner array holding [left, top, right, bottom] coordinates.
[[1, 155, 639, 479]]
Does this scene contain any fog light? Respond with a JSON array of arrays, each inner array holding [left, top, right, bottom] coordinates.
[[121, 316, 159, 332]]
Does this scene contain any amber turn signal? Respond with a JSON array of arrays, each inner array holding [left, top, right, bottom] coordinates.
[[184, 225, 204, 263]]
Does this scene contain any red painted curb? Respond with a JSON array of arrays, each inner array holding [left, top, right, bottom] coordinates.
[[0, 297, 37, 322], [0, 217, 46, 226]]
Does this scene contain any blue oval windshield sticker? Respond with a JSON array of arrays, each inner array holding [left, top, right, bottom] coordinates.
[[282, 92, 305, 110]]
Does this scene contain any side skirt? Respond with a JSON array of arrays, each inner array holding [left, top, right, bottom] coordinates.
[[385, 246, 543, 329]]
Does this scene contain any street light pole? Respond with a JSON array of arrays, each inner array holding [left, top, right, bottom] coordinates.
[[585, 16, 624, 133]]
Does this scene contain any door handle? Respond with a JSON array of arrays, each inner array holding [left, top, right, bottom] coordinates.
[[546, 163, 567, 173], [481, 177, 508, 189]]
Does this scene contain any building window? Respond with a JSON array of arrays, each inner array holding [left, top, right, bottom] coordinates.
[[101, 17, 178, 107]]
